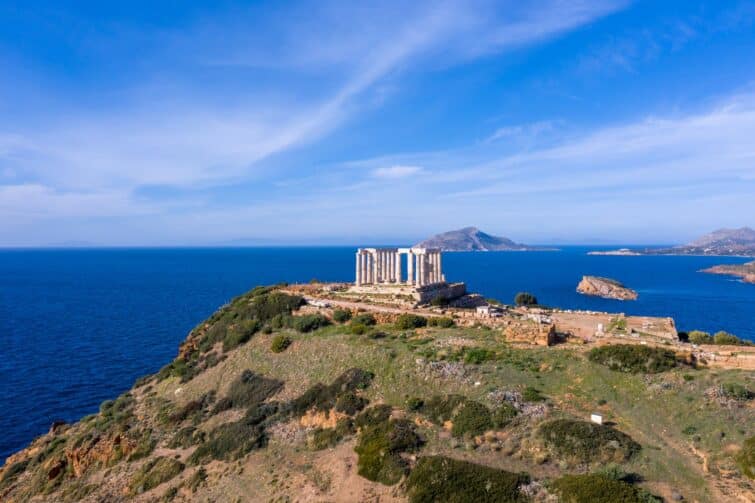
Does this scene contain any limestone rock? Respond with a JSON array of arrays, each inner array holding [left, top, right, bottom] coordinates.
[[576, 276, 638, 301]]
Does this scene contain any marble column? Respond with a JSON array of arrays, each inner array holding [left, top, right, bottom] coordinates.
[[437, 252, 443, 283], [433, 252, 439, 283], [395, 251, 401, 283], [355, 251, 361, 285], [417, 254, 424, 287], [388, 252, 396, 283], [371, 252, 377, 284], [407, 252, 414, 285]]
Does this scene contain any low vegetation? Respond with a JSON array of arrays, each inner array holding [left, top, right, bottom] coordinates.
[[539, 419, 641, 465], [332, 309, 352, 323], [270, 334, 292, 353], [354, 412, 421, 485], [451, 400, 493, 438], [588, 344, 678, 373], [292, 313, 330, 332], [550, 473, 660, 503], [406, 456, 530, 503], [427, 316, 455, 328], [514, 292, 538, 306], [351, 313, 376, 326], [395, 314, 428, 329], [738, 436, 755, 479], [687, 329, 752, 346], [129, 457, 184, 495]]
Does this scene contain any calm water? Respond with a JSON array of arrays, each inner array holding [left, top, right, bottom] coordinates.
[[1, 247, 753, 461]]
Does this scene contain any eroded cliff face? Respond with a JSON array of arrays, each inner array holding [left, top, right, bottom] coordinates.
[[576, 276, 638, 300]]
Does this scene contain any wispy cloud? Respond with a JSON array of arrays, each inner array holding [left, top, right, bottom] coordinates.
[[371, 165, 424, 179]]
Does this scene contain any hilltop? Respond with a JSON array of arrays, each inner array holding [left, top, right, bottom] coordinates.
[[1, 284, 753, 502], [415, 227, 549, 252]]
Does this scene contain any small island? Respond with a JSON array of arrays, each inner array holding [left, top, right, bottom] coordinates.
[[577, 275, 638, 300], [415, 226, 554, 252], [701, 261, 755, 284]]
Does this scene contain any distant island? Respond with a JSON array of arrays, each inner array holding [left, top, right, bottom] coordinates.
[[415, 226, 553, 252], [701, 261, 755, 284], [577, 275, 638, 300], [589, 227, 755, 257]]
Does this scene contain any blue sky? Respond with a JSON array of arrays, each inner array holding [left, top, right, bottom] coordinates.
[[1, 0, 754, 246]]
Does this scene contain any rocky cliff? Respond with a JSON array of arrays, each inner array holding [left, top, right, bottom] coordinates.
[[577, 276, 638, 300]]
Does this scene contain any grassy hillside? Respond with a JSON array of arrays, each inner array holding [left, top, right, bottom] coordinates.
[[1, 285, 753, 502]]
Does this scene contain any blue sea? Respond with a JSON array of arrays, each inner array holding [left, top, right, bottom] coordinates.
[[1, 247, 754, 461]]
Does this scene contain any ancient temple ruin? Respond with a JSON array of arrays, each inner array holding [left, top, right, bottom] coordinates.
[[355, 248, 444, 287]]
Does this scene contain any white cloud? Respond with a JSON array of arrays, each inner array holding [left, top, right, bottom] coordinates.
[[371, 165, 424, 179]]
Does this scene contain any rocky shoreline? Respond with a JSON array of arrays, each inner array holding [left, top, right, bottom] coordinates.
[[701, 261, 755, 284]]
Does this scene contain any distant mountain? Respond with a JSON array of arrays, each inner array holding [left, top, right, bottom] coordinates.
[[590, 227, 755, 257], [414, 227, 549, 252], [651, 227, 755, 256]]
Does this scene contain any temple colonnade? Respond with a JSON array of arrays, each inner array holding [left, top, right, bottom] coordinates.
[[355, 247, 444, 287]]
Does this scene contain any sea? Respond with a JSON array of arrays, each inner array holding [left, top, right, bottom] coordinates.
[[1, 246, 754, 461]]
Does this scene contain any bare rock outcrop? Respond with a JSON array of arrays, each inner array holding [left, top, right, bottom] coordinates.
[[577, 276, 638, 300]]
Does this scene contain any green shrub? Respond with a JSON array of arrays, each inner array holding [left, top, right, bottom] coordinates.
[[539, 419, 640, 465], [0, 460, 29, 491], [334, 392, 368, 415], [712, 331, 750, 345], [292, 314, 330, 332], [189, 418, 268, 463], [270, 335, 292, 353], [129, 457, 184, 495], [127, 431, 157, 461], [270, 313, 293, 329], [514, 292, 538, 306], [492, 403, 518, 428], [722, 382, 753, 401], [588, 344, 678, 374], [350, 323, 368, 335], [333, 309, 352, 323], [289, 368, 374, 417], [355, 418, 421, 485], [463, 347, 497, 364], [682, 425, 697, 435], [395, 314, 428, 329], [221, 370, 284, 410], [308, 428, 342, 450], [222, 319, 261, 352], [550, 473, 661, 503], [451, 400, 492, 438], [406, 456, 530, 503], [428, 317, 455, 328], [352, 314, 377, 326], [419, 394, 467, 425], [522, 386, 546, 402], [168, 426, 205, 449], [355, 405, 393, 428], [688, 330, 712, 344], [406, 397, 424, 411], [737, 436, 755, 479]]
